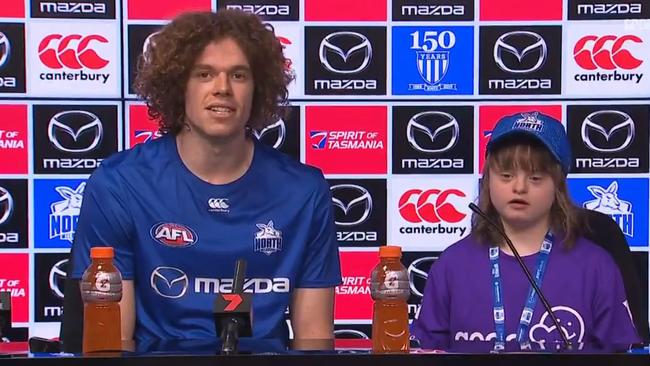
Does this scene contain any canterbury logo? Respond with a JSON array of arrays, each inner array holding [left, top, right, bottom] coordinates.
[[398, 189, 466, 224], [222, 294, 243, 311], [38, 34, 109, 70], [573, 35, 643, 71]]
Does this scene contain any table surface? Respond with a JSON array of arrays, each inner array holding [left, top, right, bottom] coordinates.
[[1, 340, 649, 366]]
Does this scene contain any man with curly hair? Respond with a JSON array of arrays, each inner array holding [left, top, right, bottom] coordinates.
[[62, 10, 341, 351]]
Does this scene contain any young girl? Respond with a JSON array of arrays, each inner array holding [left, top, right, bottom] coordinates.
[[411, 111, 641, 351]]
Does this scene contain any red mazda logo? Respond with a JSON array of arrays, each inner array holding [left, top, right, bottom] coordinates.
[[398, 189, 466, 224], [38, 34, 109, 70], [573, 35, 643, 71]]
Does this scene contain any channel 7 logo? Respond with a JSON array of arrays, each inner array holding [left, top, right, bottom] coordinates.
[[392, 26, 474, 95]]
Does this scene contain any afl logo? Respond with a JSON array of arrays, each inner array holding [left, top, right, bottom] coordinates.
[[150, 223, 198, 248]]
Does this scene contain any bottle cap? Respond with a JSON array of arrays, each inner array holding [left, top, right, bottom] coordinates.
[[379, 245, 401, 258], [90, 246, 114, 259]]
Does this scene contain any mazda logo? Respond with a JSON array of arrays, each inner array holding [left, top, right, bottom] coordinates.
[[407, 111, 460, 153], [49, 259, 68, 299], [48, 110, 103, 153], [494, 31, 547, 74], [0, 187, 13, 225], [407, 256, 438, 298], [0, 32, 10, 68], [330, 184, 373, 227], [150, 266, 188, 299], [581, 110, 635, 153], [319, 32, 372, 74], [254, 119, 286, 149], [142, 31, 161, 64]]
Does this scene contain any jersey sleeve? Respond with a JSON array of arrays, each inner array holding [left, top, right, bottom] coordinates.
[[294, 173, 342, 288], [411, 253, 451, 350], [69, 166, 135, 280], [590, 250, 642, 348]]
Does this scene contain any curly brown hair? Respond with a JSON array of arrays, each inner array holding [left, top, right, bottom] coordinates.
[[473, 137, 584, 249], [133, 9, 294, 135]]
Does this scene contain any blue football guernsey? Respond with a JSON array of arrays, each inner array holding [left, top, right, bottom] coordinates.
[[70, 134, 342, 342]]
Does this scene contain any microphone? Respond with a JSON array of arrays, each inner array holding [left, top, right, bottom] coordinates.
[[0, 292, 11, 342], [468, 203, 571, 350], [213, 259, 252, 355]]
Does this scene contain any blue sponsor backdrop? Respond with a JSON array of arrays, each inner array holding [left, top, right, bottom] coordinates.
[[0, 0, 648, 341], [569, 178, 649, 247], [392, 26, 474, 95]]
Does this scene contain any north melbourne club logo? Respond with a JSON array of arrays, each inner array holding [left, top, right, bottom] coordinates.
[[254, 220, 283, 255], [513, 112, 544, 132], [583, 181, 633, 237], [49, 182, 85, 243], [410, 30, 457, 92]]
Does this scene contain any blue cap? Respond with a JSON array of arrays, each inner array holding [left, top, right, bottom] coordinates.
[[486, 111, 571, 174]]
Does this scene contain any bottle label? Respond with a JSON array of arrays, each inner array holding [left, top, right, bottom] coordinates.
[[95, 272, 111, 292], [384, 272, 399, 289], [81, 270, 123, 303], [371, 270, 410, 299]]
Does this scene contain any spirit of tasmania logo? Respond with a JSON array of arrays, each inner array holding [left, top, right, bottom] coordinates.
[[305, 106, 387, 174]]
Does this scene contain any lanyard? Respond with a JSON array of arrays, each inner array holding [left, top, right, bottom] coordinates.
[[489, 231, 553, 351]]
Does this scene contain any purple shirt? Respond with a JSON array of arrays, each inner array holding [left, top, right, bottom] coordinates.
[[412, 235, 641, 351]]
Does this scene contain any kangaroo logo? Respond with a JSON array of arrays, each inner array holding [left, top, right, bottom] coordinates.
[[49, 182, 86, 242], [583, 181, 633, 237], [254, 220, 283, 255]]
